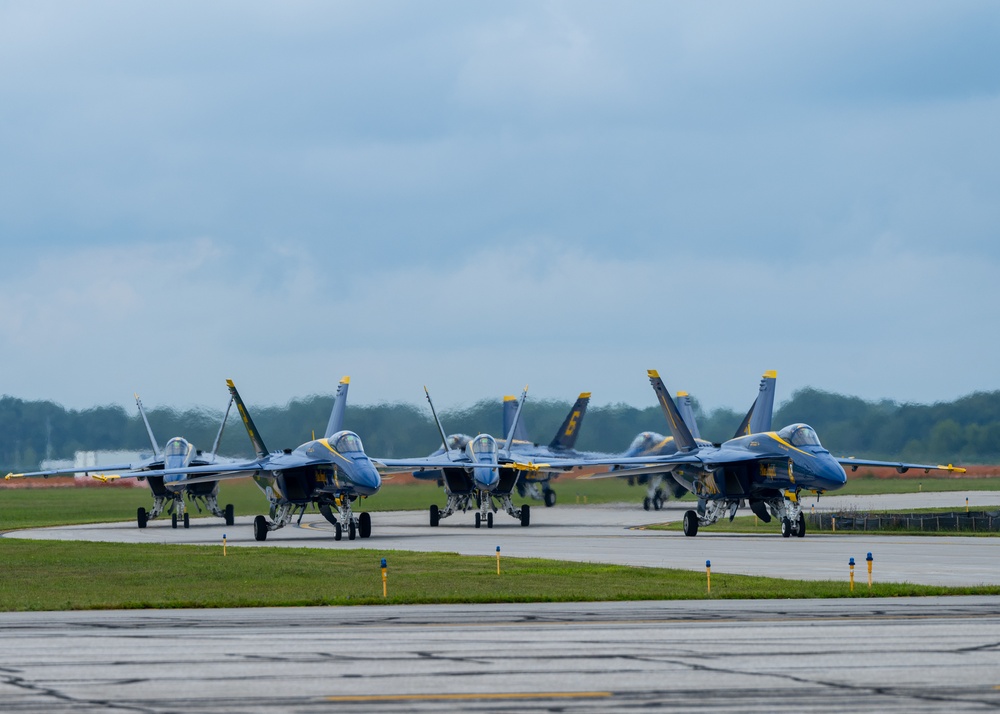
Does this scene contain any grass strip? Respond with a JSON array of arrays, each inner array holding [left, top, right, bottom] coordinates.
[[2, 539, 997, 612]]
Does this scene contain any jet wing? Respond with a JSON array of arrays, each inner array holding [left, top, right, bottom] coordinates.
[[837, 458, 966, 475], [112, 459, 267, 489], [5, 459, 155, 481], [374, 457, 475, 474], [582, 451, 759, 480]]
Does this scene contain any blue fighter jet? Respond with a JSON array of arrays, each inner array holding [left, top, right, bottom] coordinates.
[[4, 394, 239, 529], [606, 370, 966, 537]]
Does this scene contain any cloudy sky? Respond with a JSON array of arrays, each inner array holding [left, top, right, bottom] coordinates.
[[1, 1, 998, 414]]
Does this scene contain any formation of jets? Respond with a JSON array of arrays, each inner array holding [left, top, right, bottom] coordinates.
[[4, 370, 966, 540]]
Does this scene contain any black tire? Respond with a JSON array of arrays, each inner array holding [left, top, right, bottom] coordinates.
[[334, 522, 342, 541], [520, 504, 531, 527], [224, 504, 235, 526], [253, 515, 268, 541], [348, 520, 356, 541], [487, 512, 494, 528], [544, 489, 556, 507], [781, 518, 792, 538], [171, 513, 178, 529], [796, 513, 806, 538], [682, 510, 699, 537], [183, 512, 190, 529], [653, 496, 662, 511], [475, 512, 482, 529], [429, 504, 440, 527], [359, 512, 371, 539], [137, 507, 147, 529], [643, 497, 651, 511]]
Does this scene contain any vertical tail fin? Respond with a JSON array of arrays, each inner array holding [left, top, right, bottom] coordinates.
[[501, 387, 529, 455], [502, 394, 530, 443], [226, 379, 269, 459], [748, 371, 777, 435], [647, 371, 698, 453], [209, 395, 235, 457], [324, 377, 351, 439], [733, 370, 777, 438], [423, 386, 453, 459], [549, 392, 591, 450], [134, 393, 162, 459], [675, 392, 702, 441]]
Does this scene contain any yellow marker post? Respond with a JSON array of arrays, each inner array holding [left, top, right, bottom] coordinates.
[[966, 497, 969, 513], [706, 560, 711, 594], [380, 558, 387, 598], [866, 552, 873, 588], [496, 546, 501, 575], [832, 516, 836, 533], [223, 533, 227, 557], [849, 557, 855, 592], [583, 495, 588, 504]]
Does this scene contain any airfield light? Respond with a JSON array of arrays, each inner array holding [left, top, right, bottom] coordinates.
[[705, 560, 711, 594], [381, 558, 388, 598], [849, 557, 856, 592], [223, 533, 227, 557], [496, 546, 501, 575], [966, 497, 970, 513], [866, 552, 873, 588]]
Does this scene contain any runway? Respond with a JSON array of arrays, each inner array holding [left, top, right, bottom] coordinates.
[[5, 491, 1000, 586], [2, 598, 1000, 712]]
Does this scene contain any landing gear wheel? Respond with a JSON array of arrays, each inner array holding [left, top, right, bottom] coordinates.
[[253, 515, 268, 541], [487, 512, 494, 528], [359, 512, 371, 539], [653, 496, 662, 511], [183, 513, 190, 529], [682, 510, 699, 537], [475, 512, 482, 529], [643, 497, 651, 511], [224, 504, 235, 526], [334, 522, 342, 541], [796, 513, 806, 538], [544, 489, 556, 507], [137, 507, 148, 529], [520, 504, 531, 527], [171, 513, 178, 529], [781, 518, 792, 538], [429, 504, 440, 527], [348, 520, 356, 541]]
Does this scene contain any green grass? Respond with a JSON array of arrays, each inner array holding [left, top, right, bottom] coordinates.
[[835, 475, 1000, 495], [1, 539, 996, 611]]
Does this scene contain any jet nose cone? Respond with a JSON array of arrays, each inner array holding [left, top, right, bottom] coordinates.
[[817, 458, 847, 491], [352, 461, 382, 496], [473, 466, 500, 492]]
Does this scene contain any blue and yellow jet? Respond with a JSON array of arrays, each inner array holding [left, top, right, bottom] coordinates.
[[4, 393, 239, 529], [606, 370, 966, 537]]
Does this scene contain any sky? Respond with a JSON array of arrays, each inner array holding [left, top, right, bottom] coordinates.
[[1, 1, 998, 414]]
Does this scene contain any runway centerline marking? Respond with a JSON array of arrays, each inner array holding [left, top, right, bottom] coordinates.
[[324, 691, 612, 702]]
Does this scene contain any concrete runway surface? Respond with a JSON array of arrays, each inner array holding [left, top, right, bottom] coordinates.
[[6, 491, 1000, 586], [2, 598, 1000, 713]]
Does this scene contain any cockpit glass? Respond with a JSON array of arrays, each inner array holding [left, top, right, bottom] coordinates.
[[165, 439, 189, 457], [779, 424, 822, 447], [470, 435, 497, 455], [335, 433, 364, 453]]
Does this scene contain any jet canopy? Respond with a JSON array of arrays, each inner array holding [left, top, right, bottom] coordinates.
[[333, 431, 364, 454], [467, 434, 498, 457], [164, 438, 191, 457], [777, 424, 822, 448]]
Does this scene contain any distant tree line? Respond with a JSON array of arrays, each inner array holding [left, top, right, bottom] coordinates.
[[1, 388, 999, 472]]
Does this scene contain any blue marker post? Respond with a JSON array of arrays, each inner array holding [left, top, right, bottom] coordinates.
[[849, 557, 856, 592], [223, 533, 227, 557], [866, 552, 873, 588], [381, 558, 387, 599], [496, 546, 501, 575], [706, 560, 711, 594]]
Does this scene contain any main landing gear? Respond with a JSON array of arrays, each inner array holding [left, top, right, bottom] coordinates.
[[136, 494, 234, 529], [429, 493, 530, 527]]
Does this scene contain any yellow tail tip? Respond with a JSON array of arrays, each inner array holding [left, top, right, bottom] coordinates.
[[340, 376, 350, 384], [676, 391, 689, 397], [763, 370, 777, 379], [225, 379, 235, 388], [648, 369, 660, 378], [503, 395, 517, 402], [579, 392, 592, 399]]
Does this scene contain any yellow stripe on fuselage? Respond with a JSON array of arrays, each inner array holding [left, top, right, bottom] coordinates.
[[763, 432, 814, 458]]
